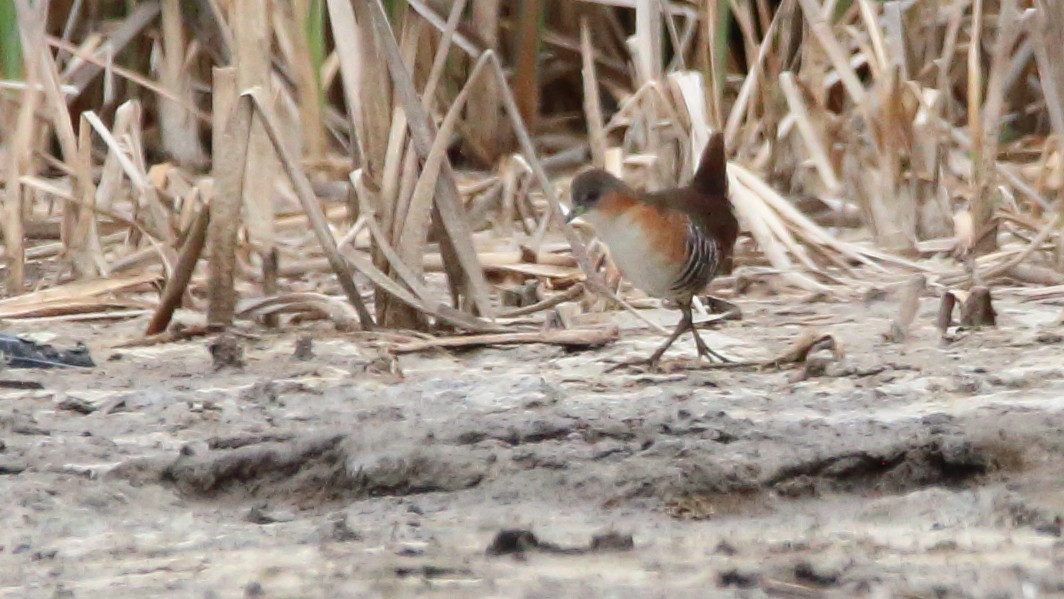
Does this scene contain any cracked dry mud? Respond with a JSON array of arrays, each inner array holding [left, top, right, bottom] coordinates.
[[1, 291, 1063, 598]]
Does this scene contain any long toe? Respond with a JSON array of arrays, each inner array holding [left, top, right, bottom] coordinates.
[[692, 332, 731, 363], [606, 357, 657, 373], [701, 346, 731, 363]]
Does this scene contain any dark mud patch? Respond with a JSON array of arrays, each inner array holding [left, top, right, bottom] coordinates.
[[651, 433, 1025, 509], [485, 529, 634, 556], [150, 434, 488, 506], [161, 434, 348, 503], [765, 435, 1015, 497]]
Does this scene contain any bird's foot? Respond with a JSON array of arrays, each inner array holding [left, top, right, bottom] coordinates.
[[692, 333, 731, 364], [696, 345, 731, 364], [605, 357, 662, 373]]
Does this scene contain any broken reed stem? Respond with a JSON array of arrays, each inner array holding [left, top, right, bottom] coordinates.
[[71, 113, 101, 278], [207, 91, 254, 329], [146, 206, 210, 335], [242, 89, 376, 328]]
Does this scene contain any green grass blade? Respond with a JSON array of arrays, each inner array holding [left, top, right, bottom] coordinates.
[[0, 0, 22, 79], [306, 0, 325, 106]]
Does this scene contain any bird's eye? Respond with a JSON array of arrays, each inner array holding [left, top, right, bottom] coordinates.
[[585, 190, 600, 204]]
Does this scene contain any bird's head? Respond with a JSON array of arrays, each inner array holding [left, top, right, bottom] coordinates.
[[566, 169, 629, 225]]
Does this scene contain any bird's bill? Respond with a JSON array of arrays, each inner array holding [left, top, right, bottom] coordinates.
[[564, 205, 585, 223]]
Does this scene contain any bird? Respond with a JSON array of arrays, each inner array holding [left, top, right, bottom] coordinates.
[[566, 132, 739, 370]]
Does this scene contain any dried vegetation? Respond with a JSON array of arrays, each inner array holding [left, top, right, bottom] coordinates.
[[0, 0, 1061, 345]]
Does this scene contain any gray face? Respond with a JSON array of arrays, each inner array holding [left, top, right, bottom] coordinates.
[[567, 169, 618, 222]]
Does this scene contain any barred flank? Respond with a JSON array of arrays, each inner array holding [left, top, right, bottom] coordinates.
[[670, 221, 719, 299]]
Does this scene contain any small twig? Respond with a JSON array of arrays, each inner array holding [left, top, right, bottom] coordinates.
[[498, 284, 585, 319], [390, 326, 619, 355]]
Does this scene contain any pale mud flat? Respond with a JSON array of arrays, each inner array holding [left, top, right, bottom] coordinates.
[[1, 290, 1063, 599]]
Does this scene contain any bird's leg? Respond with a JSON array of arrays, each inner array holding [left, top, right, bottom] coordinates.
[[605, 308, 690, 373], [608, 302, 730, 373], [646, 305, 693, 370], [687, 303, 731, 364]]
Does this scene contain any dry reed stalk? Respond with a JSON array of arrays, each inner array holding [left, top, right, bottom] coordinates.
[[419, 0, 467, 114], [363, 5, 418, 327], [967, 0, 984, 160], [513, 0, 543, 130], [3, 1, 43, 294], [230, 0, 277, 266], [326, 0, 371, 173], [17, 176, 169, 261], [726, 0, 760, 82], [70, 113, 102, 278], [497, 284, 586, 319], [635, 0, 662, 84], [159, 0, 207, 166], [390, 325, 619, 355], [207, 90, 253, 328], [17, 1, 99, 281], [288, 0, 326, 161], [95, 101, 137, 213], [350, 172, 435, 306], [212, 67, 237, 162], [0, 271, 163, 319], [969, 0, 1025, 256], [779, 72, 840, 194], [242, 89, 376, 327], [348, 0, 392, 183], [856, 0, 888, 76], [730, 179, 826, 292], [236, 292, 360, 329], [386, 0, 466, 311], [81, 112, 173, 244], [701, 0, 723, 129], [64, 2, 161, 97], [466, 0, 503, 164], [723, 0, 787, 149], [399, 53, 491, 296], [146, 206, 210, 335], [667, 71, 710, 175], [580, 18, 608, 168], [796, 0, 866, 105], [365, 0, 493, 318], [45, 36, 208, 120], [385, 13, 425, 258], [1034, 0, 1064, 144]]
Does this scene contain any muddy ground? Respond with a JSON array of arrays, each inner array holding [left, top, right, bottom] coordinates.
[[1, 288, 1063, 598]]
